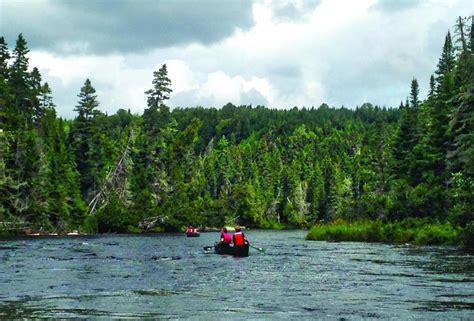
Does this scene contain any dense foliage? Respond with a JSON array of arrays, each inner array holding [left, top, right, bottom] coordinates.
[[0, 17, 472, 249]]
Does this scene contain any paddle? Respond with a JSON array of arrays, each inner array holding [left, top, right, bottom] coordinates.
[[203, 245, 214, 251], [249, 244, 266, 253]]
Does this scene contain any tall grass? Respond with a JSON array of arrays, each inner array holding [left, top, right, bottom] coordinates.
[[306, 219, 462, 245]]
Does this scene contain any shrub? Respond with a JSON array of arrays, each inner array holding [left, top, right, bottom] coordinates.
[[462, 222, 474, 252]]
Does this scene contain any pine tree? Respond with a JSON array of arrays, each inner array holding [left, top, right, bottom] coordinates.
[[130, 65, 176, 225], [143, 64, 173, 137], [144, 64, 172, 108]]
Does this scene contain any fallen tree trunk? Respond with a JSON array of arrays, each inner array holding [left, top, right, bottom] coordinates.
[[138, 216, 168, 231]]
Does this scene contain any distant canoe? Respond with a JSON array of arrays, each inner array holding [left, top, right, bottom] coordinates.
[[214, 243, 249, 257], [186, 231, 200, 237]]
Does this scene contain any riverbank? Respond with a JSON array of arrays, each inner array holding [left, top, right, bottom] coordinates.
[[0, 223, 249, 237], [306, 219, 466, 247], [0, 228, 82, 238]]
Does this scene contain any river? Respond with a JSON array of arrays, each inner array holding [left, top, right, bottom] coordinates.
[[0, 230, 473, 319]]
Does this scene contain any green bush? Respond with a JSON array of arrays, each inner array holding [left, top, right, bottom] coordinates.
[[127, 225, 142, 233], [462, 222, 474, 252], [81, 215, 98, 234], [94, 193, 132, 233]]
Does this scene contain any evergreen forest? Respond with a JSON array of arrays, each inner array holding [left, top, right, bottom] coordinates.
[[0, 17, 473, 249]]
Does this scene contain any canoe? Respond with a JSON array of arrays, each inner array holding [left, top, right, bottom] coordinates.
[[186, 232, 200, 237], [214, 243, 249, 257]]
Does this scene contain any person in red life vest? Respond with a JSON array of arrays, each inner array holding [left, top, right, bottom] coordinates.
[[219, 227, 232, 246], [232, 225, 248, 246], [187, 225, 198, 234]]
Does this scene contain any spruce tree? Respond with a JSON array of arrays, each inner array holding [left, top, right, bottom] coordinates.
[[435, 32, 456, 99], [454, 16, 471, 90], [410, 78, 420, 109], [70, 79, 101, 199], [0, 37, 10, 79], [470, 15, 474, 53], [393, 80, 420, 183], [428, 75, 435, 98], [0, 37, 11, 129], [39, 83, 54, 111], [424, 32, 457, 180], [447, 16, 474, 176], [10, 34, 32, 122], [74, 78, 99, 121], [0, 129, 13, 220], [29, 67, 43, 125]]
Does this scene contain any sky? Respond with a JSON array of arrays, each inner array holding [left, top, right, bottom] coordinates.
[[1, 0, 472, 118]]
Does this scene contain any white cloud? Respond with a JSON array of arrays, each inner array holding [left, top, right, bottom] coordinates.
[[29, 51, 151, 116], [200, 71, 244, 103], [163, 60, 198, 94], [196, 71, 274, 106]]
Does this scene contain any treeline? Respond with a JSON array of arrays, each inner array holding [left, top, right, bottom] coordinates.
[[0, 17, 472, 247]]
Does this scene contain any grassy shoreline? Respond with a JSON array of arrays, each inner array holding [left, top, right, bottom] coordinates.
[[306, 219, 465, 246]]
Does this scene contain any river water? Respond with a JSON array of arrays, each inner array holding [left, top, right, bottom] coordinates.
[[0, 230, 473, 319]]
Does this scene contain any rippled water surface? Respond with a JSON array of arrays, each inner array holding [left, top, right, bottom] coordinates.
[[1, 230, 473, 319]]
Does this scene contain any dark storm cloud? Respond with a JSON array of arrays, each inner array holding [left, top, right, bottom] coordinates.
[[370, 0, 422, 12], [1, 0, 255, 54]]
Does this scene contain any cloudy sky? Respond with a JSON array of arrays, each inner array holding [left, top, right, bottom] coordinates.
[[1, 0, 471, 118]]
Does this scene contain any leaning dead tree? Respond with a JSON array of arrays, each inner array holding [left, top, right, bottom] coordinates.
[[88, 131, 134, 215], [138, 215, 168, 231]]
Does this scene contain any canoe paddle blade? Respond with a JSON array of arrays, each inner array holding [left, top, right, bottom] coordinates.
[[249, 244, 266, 253]]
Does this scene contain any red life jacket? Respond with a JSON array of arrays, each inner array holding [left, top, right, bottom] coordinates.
[[233, 231, 245, 246], [221, 233, 232, 243]]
